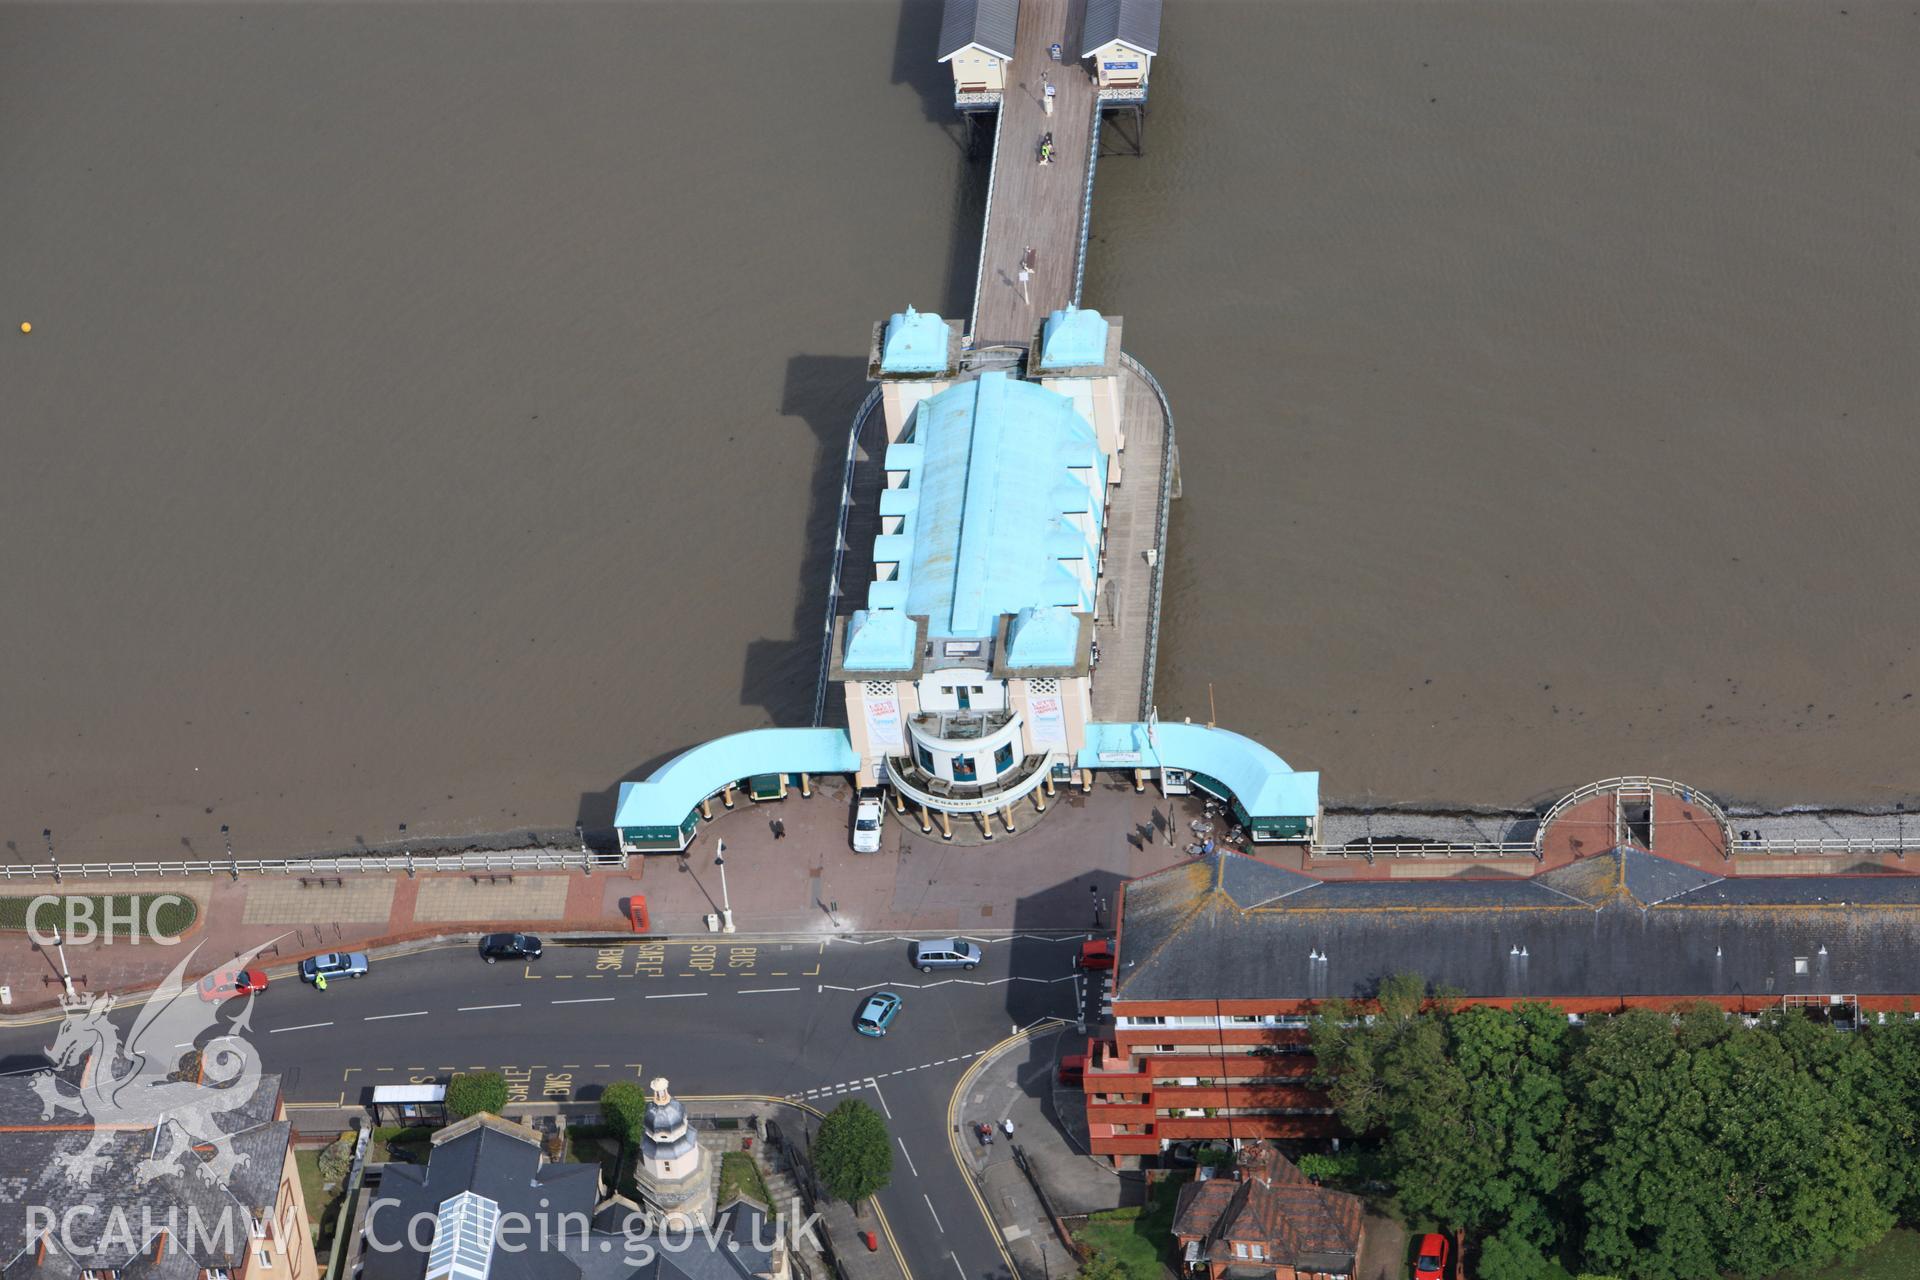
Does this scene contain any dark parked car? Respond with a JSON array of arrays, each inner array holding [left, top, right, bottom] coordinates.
[[479, 933, 543, 963]]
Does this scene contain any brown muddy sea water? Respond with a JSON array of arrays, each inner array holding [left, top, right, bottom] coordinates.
[[2, 2, 1915, 860]]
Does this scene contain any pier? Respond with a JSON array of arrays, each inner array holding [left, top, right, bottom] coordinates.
[[623, 0, 1324, 850], [967, 0, 1100, 343]]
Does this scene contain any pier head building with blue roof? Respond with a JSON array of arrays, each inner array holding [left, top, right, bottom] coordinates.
[[829, 307, 1117, 834]]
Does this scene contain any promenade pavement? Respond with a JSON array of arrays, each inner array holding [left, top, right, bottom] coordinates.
[[954, 1025, 1143, 1279], [0, 776, 1206, 1014]]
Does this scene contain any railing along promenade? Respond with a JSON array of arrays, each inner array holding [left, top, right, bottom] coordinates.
[[0, 847, 623, 881]]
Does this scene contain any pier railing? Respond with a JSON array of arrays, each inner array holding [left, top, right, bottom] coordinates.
[[812, 385, 883, 727], [1072, 99, 1103, 305], [1731, 837, 1914, 858], [1311, 841, 1537, 860], [1122, 353, 1177, 718], [967, 99, 1009, 338], [0, 847, 624, 882]]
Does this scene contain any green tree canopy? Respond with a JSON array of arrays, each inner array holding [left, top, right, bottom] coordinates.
[[445, 1071, 509, 1120], [813, 1098, 893, 1207], [1312, 980, 1920, 1279], [599, 1080, 650, 1143]]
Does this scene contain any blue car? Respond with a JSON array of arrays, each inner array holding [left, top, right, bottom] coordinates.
[[854, 992, 902, 1037], [299, 951, 370, 983]]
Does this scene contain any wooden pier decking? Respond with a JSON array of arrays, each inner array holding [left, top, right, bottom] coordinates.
[[970, 0, 1098, 343], [1089, 359, 1170, 723]]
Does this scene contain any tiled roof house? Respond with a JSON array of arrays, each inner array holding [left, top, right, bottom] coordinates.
[[1170, 1145, 1362, 1280]]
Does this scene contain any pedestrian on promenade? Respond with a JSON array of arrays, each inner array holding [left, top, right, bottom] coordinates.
[[771, 818, 786, 840]]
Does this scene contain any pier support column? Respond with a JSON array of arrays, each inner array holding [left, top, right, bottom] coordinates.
[[979, 813, 994, 841], [722, 783, 736, 810], [917, 802, 933, 834], [937, 810, 953, 841], [1132, 769, 1146, 794], [1080, 769, 1092, 793], [1001, 806, 1016, 834], [800, 773, 812, 798], [1045, 772, 1056, 798], [700, 798, 713, 821], [1032, 789, 1047, 814], [895, 791, 909, 814]]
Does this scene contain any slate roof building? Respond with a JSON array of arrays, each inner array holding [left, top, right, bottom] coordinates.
[[0, 1067, 318, 1280], [1084, 846, 1920, 1163], [1081, 0, 1161, 97], [937, 0, 1019, 101], [361, 1114, 786, 1280], [1170, 1145, 1362, 1280]]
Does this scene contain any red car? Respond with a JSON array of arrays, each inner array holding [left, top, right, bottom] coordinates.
[[1412, 1233, 1449, 1280], [196, 967, 269, 1002], [1077, 940, 1115, 971]]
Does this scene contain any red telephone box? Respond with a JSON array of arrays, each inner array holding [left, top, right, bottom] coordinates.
[[628, 897, 650, 933]]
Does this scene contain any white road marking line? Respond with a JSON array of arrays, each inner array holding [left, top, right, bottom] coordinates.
[[645, 992, 707, 1000], [269, 1022, 333, 1034], [897, 1137, 919, 1178], [949, 1253, 966, 1280], [923, 1195, 944, 1234], [458, 1003, 521, 1012], [867, 1078, 892, 1119], [739, 987, 801, 995], [364, 1011, 427, 1021], [553, 997, 615, 1005]]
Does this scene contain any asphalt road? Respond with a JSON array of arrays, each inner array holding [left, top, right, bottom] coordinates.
[[0, 933, 1099, 1280]]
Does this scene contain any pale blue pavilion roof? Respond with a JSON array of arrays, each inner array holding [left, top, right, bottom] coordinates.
[[1037, 307, 1110, 369], [614, 728, 858, 830], [1077, 722, 1320, 818], [894, 371, 1104, 637], [844, 608, 917, 670], [880, 306, 950, 374], [1006, 605, 1081, 668]]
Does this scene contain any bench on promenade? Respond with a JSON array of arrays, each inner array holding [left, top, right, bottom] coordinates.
[[470, 873, 515, 885]]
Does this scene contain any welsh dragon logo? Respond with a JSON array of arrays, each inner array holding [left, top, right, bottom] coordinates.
[[32, 939, 278, 1189]]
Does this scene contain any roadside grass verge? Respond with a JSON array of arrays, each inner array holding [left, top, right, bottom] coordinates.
[[0, 893, 197, 939]]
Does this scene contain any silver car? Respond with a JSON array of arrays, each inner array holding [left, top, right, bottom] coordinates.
[[909, 938, 982, 972]]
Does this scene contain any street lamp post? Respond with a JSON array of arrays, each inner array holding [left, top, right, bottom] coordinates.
[[715, 840, 735, 934], [44, 828, 60, 884], [51, 925, 76, 1002]]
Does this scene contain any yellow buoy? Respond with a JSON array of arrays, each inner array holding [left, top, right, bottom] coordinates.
[[19, 322, 29, 334]]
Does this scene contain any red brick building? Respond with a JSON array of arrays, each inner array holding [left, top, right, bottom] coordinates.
[[1085, 846, 1920, 1164]]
